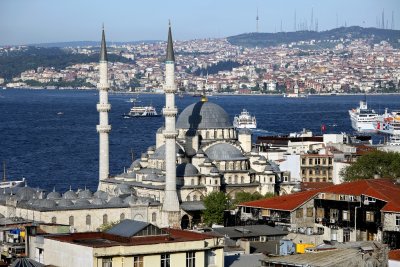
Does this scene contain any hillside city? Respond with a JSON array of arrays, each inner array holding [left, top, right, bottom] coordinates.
[[1, 33, 400, 94]]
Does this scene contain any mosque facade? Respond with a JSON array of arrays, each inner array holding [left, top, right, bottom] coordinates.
[[0, 25, 283, 231]]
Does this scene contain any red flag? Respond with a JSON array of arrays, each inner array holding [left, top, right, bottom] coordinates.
[[321, 124, 326, 132]]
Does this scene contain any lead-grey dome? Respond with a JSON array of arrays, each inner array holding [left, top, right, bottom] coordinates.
[[91, 198, 106, 205], [47, 190, 61, 200], [176, 163, 199, 177], [205, 143, 246, 161], [108, 196, 124, 205], [78, 189, 93, 199], [16, 187, 37, 201], [63, 190, 77, 200], [93, 190, 108, 200], [74, 198, 91, 206], [37, 199, 57, 209], [176, 102, 232, 129], [152, 144, 184, 159], [58, 199, 74, 207]]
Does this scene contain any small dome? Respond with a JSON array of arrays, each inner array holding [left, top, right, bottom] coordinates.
[[129, 159, 141, 170], [63, 190, 77, 200], [74, 198, 91, 206], [58, 199, 74, 207], [37, 199, 57, 209], [108, 196, 124, 205], [176, 101, 232, 129], [124, 194, 138, 205], [93, 190, 108, 200], [136, 197, 151, 205], [205, 143, 246, 161], [141, 152, 148, 158], [78, 189, 93, 199], [91, 198, 106, 205], [114, 184, 132, 195], [148, 145, 156, 151], [47, 190, 61, 200], [210, 167, 219, 174], [176, 163, 199, 177], [151, 144, 185, 159], [16, 187, 36, 201], [204, 158, 213, 164]]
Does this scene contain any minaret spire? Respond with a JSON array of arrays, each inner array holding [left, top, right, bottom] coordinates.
[[162, 21, 180, 224], [96, 26, 111, 185]]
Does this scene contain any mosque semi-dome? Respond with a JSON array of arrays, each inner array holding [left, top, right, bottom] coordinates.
[[205, 143, 246, 161], [176, 101, 232, 129]]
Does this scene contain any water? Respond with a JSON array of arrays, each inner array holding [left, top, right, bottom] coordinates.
[[1, 89, 399, 192]]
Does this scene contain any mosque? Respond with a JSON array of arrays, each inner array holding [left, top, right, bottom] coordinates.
[[0, 25, 282, 231]]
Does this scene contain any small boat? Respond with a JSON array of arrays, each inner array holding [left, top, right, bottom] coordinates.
[[233, 109, 257, 129], [57, 112, 64, 115]]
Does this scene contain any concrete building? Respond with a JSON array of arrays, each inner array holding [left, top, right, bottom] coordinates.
[[300, 154, 333, 182]]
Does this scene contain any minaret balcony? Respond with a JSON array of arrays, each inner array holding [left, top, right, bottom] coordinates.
[[163, 85, 177, 93], [96, 125, 111, 133], [97, 82, 110, 90], [162, 107, 178, 117], [97, 103, 111, 112], [163, 130, 178, 138]]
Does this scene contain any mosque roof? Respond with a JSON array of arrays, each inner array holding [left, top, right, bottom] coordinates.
[[176, 101, 232, 129], [151, 144, 184, 159], [75, 199, 91, 206], [176, 163, 199, 177], [47, 190, 61, 200], [78, 189, 93, 199], [63, 190, 77, 200], [58, 199, 74, 207], [205, 143, 246, 161], [16, 187, 37, 201], [91, 198, 106, 205]]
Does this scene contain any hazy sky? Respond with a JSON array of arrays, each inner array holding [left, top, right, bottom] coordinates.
[[1, 0, 399, 45]]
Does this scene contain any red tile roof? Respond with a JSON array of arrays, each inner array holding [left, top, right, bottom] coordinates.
[[389, 249, 400, 261], [240, 179, 400, 212]]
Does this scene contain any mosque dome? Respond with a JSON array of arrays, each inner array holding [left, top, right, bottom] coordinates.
[[210, 167, 220, 174], [37, 199, 57, 209], [91, 198, 106, 205], [94, 190, 108, 200], [176, 101, 232, 129], [108, 196, 124, 205], [124, 194, 138, 205], [152, 144, 184, 159], [63, 190, 77, 200], [47, 190, 61, 200], [78, 189, 93, 199], [16, 187, 37, 201], [205, 143, 246, 161], [176, 163, 199, 177], [74, 198, 91, 206], [114, 184, 132, 195], [58, 199, 74, 207]]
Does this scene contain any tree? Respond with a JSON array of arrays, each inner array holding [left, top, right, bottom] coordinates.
[[202, 192, 230, 226], [232, 192, 264, 207], [340, 150, 400, 181]]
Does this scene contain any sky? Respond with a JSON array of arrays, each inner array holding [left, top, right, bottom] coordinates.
[[0, 0, 399, 46]]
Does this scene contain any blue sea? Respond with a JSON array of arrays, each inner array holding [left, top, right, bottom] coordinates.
[[1, 89, 399, 192]]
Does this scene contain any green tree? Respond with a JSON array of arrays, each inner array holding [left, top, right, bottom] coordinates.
[[232, 192, 264, 207], [340, 150, 400, 181], [202, 192, 230, 226], [97, 220, 120, 232]]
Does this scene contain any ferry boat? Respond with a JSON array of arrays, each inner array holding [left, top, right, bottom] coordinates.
[[233, 109, 257, 129], [124, 104, 160, 118], [349, 99, 379, 132], [374, 109, 400, 135]]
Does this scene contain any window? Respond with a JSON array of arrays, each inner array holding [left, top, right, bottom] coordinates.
[[396, 215, 400, 226], [51, 217, 56, 224], [342, 210, 350, 221], [366, 211, 374, 222], [309, 159, 313, 165], [86, 215, 91, 226], [302, 169, 305, 175], [296, 208, 304, 218], [241, 176, 244, 183], [134, 256, 143, 267], [152, 212, 157, 222], [343, 229, 350, 242], [234, 175, 238, 184], [186, 251, 195, 267], [120, 213, 125, 220], [307, 207, 313, 217], [102, 257, 112, 267], [214, 179, 218, 185], [193, 195, 197, 201], [103, 214, 108, 225], [186, 195, 190, 201], [302, 158, 306, 165], [191, 179, 194, 186], [330, 209, 339, 220], [69, 216, 74, 226], [161, 254, 170, 267]]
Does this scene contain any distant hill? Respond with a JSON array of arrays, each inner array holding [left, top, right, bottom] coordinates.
[[227, 26, 400, 48], [29, 40, 161, 48]]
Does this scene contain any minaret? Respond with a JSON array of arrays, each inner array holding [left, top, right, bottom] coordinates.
[[162, 22, 180, 214], [96, 27, 111, 184]]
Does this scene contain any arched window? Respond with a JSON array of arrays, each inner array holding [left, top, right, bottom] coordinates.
[[186, 195, 190, 201], [69, 216, 74, 226], [200, 195, 204, 200], [152, 212, 157, 222], [103, 214, 108, 225], [241, 176, 244, 184], [51, 217, 56, 224], [193, 195, 197, 201], [191, 179, 194, 186], [228, 177, 232, 183], [86, 215, 91, 226], [120, 213, 125, 220], [206, 131, 210, 139], [234, 175, 238, 184]]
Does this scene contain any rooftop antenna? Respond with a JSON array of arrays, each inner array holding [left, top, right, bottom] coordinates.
[[280, 20, 283, 32], [2, 161, 6, 182], [336, 13, 338, 28], [256, 8, 259, 33]]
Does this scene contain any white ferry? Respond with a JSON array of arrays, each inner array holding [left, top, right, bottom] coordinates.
[[374, 109, 400, 135], [349, 99, 379, 132], [124, 105, 160, 118], [233, 109, 257, 129]]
